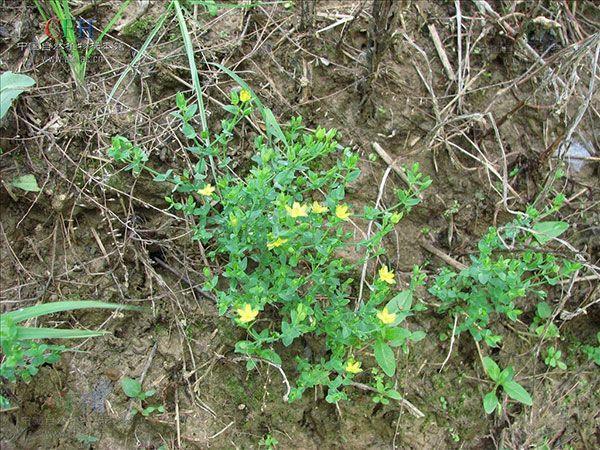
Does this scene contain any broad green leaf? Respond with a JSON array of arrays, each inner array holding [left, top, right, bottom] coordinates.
[[121, 377, 142, 398], [3, 300, 142, 323], [11, 174, 40, 192], [385, 389, 403, 400], [386, 327, 411, 346], [503, 380, 532, 406], [15, 326, 107, 340], [532, 221, 569, 245], [536, 302, 552, 319], [259, 349, 282, 366], [498, 366, 514, 384], [386, 290, 412, 314], [1, 71, 35, 119], [483, 391, 498, 414], [374, 340, 396, 377], [482, 357, 501, 381], [410, 330, 426, 342]]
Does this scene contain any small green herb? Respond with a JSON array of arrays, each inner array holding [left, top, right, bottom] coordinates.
[[121, 377, 165, 416], [482, 356, 532, 415]]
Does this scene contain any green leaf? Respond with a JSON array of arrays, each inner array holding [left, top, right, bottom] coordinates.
[[3, 300, 142, 323], [374, 340, 396, 377], [385, 327, 411, 346], [15, 326, 107, 340], [385, 389, 402, 400], [536, 302, 552, 319], [121, 378, 142, 398], [386, 290, 412, 314], [11, 174, 40, 192], [503, 380, 532, 406], [532, 221, 569, 245], [482, 357, 501, 381], [1, 71, 35, 119], [483, 391, 498, 414], [410, 330, 426, 342]]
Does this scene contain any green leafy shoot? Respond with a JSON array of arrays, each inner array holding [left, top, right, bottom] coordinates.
[[108, 88, 431, 405], [0, 71, 35, 119], [481, 356, 532, 415], [121, 377, 165, 416], [39, 0, 130, 87]]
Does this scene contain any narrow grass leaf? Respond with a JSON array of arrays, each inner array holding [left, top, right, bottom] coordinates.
[[109, 2, 173, 103], [16, 326, 107, 340], [4, 300, 143, 323]]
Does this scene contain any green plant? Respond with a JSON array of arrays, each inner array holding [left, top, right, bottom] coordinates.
[[10, 174, 41, 193], [544, 346, 567, 370], [109, 86, 431, 404], [582, 332, 600, 366], [0, 71, 35, 119], [482, 356, 532, 415], [0, 301, 140, 409], [530, 302, 560, 339], [430, 204, 580, 348], [258, 433, 279, 449], [120, 377, 165, 416], [34, 0, 129, 87]]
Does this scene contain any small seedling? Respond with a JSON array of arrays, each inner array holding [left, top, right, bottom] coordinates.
[[531, 302, 560, 339], [121, 377, 164, 416], [544, 346, 567, 370], [482, 356, 532, 415], [582, 332, 600, 366], [259, 433, 279, 449]]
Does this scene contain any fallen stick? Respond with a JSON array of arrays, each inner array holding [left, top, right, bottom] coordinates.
[[419, 239, 467, 271], [428, 23, 456, 81], [349, 381, 425, 418]]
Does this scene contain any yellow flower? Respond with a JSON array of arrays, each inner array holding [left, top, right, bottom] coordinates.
[[229, 212, 238, 227], [285, 202, 308, 218], [198, 184, 215, 196], [345, 359, 362, 374], [377, 307, 396, 325], [311, 201, 328, 214], [239, 89, 252, 103], [378, 265, 396, 284], [267, 237, 288, 249], [236, 304, 258, 323], [335, 204, 351, 220]]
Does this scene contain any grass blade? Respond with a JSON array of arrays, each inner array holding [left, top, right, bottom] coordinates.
[[84, 0, 131, 62], [173, 0, 209, 141], [4, 301, 143, 323], [108, 2, 174, 103], [15, 326, 108, 340]]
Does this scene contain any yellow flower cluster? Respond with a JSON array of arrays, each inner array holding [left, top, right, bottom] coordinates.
[[236, 303, 258, 323], [198, 184, 215, 196], [284, 201, 351, 220]]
